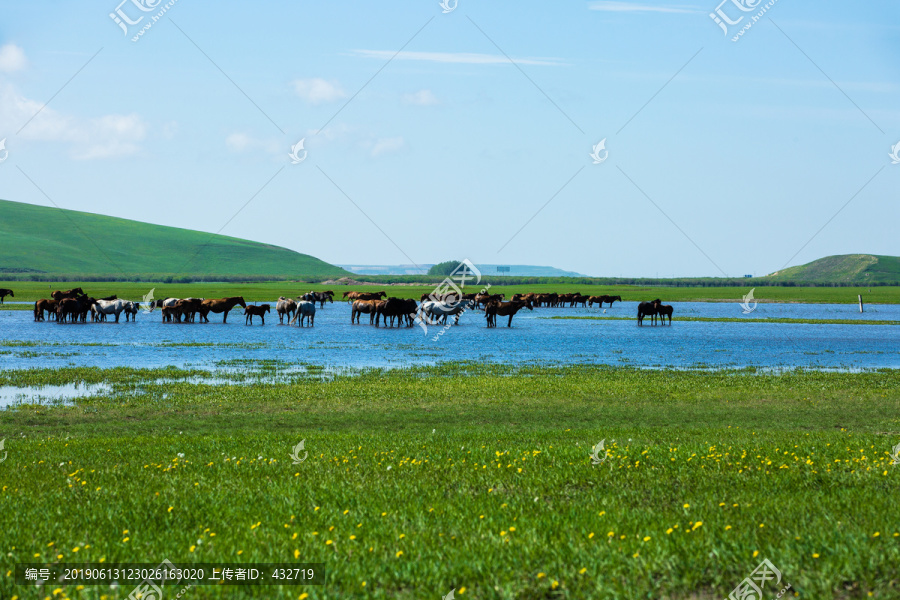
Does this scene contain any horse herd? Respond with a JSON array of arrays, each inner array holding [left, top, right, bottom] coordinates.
[[21, 287, 674, 328]]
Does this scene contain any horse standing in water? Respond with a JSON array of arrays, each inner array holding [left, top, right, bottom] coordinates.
[[290, 301, 316, 327], [244, 304, 271, 325], [276, 297, 297, 324], [485, 299, 533, 328], [199, 297, 247, 323], [637, 299, 661, 326], [657, 303, 674, 325]]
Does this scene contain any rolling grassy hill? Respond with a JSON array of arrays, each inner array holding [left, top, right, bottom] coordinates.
[[0, 199, 347, 280], [767, 254, 900, 284]]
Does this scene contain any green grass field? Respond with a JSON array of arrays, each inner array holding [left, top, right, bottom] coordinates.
[[0, 199, 346, 279], [2, 281, 899, 306], [2, 364, 899, 599]]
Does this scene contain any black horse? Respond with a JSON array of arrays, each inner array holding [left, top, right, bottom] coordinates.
[[637, 299, 661, 326], [0, 288, 12, 304]]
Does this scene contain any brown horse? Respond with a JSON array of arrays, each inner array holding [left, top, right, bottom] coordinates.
[[177, 298, 205, 323], [0, 288, 13, 304], [657, 303, 674, 325], [485, 299, 533, 328], [57, 295, 95, 323], [199, 297, 247, 323], [34, 299, 58, 321], [51, 287, 84, 301], [244, 304, 271, 325], [351, 299, 379, 324], [277, 297, 297, 323], [476, 293, 505, 308]]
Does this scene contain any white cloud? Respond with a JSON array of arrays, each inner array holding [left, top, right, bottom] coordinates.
[[402, 90, 439, 106], [292, 78, 346, 104], [0, 83, 147, 159], [588, 1, 701, 14], [0, 43, 27, 72], [370, 136, 405, 157], [224, 132, 283, 156], [225, 133, 253, 152], [350, 50, 564, 66]]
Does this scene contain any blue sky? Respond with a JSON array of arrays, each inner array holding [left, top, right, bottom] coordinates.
[[0, 0, 897, 277]]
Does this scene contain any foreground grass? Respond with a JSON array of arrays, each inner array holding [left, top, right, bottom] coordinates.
[[1, 365, 900, 599], [3, 281, 899, 305]]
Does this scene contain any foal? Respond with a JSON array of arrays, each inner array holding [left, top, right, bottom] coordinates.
[[244, 304, 271, 325]]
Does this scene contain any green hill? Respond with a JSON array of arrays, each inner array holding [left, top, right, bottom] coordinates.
[[767, 254, 900, 284], [0, 199, 348, 280]]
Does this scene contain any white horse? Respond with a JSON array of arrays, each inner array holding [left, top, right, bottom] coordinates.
[[93, 299, 128, 323], [290, 301, 316, 327], [421, 299, 473, 326], [148, 298, 180, 311]]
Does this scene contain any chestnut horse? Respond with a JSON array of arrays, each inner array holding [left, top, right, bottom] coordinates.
[[34, 299, 58, 321], [199, 297, 247, 323], [51, 287, 84, 301], [351, 299, 379, 324], [0, 288, 13, 304]]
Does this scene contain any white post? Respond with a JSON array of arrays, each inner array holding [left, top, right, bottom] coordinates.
[[858, 294, 863, 313]]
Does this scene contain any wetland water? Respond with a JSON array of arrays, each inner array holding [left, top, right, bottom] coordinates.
[[1, 301, 898, 373]]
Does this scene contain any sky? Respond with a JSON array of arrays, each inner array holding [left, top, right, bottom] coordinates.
[[0, 0, 897, 278]]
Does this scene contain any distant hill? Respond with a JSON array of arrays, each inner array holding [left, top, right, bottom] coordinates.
[[340, 263, 590, 277], [0, 199, 347, 280], [767, 254, 900, 284]]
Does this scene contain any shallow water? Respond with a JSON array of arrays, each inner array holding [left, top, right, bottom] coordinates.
[[0, 382, 112, 408], [0, 300, 898, 371]]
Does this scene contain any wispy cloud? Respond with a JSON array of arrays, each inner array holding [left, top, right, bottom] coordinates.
[[588, 1, 701, 14], [369, 136, 405, 157], [402, 90, 439, 106], [0, 43, 27, 72], [350, 50, 564, 67], [292, 78, 346, 104], [0, 83, 147, 159]]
